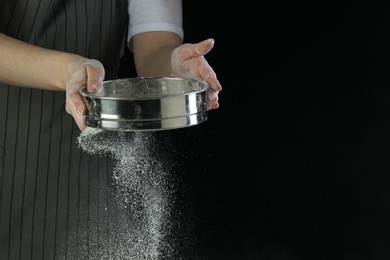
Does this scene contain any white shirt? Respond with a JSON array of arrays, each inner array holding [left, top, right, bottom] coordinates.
[[127, 0, 184, 47]]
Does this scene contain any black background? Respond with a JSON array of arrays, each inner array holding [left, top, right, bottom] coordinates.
[[121, 1, 390, 259]]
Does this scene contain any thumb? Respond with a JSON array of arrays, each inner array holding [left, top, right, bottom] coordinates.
[[179, 38, 215, 60], [84, 60, 105, 92], [194, 38, 215, 56]]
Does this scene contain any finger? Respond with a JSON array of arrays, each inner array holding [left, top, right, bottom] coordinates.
[[66, 92, 87, 130], [207, 89, 219, 110], [73, 112, 87, 131], [84, 60, 105, 93], [67, 91, 86, 114], [197, 61, 222, 92], [204, 71, 222, 92]]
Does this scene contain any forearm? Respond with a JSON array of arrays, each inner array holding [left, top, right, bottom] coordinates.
[[132, 31, 181, 77], [135, 46, 175, 77], [0, 33, 81, 91]]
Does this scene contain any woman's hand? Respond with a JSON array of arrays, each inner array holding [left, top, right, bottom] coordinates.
[[64, 58, 105, 131], [170, 38, 222, 110]]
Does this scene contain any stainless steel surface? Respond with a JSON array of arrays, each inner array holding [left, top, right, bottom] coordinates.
[[80, 77, 208, 131]]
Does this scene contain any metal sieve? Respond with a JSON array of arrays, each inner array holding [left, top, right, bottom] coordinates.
[[79, 77, 208, 131]]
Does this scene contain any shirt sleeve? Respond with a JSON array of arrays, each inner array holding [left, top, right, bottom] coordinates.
[[127, 0, 184, 48]]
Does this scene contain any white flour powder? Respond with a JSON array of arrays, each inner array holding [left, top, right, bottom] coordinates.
[[76, 127, 176, 259]]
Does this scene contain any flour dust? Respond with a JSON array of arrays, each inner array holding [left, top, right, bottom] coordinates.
[[75, 127, 177, 259]]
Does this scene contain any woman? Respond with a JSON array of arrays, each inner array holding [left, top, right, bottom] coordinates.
[[0, 0, 222, 259]]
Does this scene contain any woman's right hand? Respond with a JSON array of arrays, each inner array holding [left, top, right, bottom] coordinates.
[[64, 58, 105, 131]]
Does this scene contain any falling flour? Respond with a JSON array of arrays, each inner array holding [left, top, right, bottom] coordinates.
[[75, 127, 177, 259]]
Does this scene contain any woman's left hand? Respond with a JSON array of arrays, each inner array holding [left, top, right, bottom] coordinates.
[[171, 38, 222, 110]]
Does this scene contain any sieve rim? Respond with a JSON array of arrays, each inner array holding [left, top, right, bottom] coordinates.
[[79, 76, 208, 100]]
